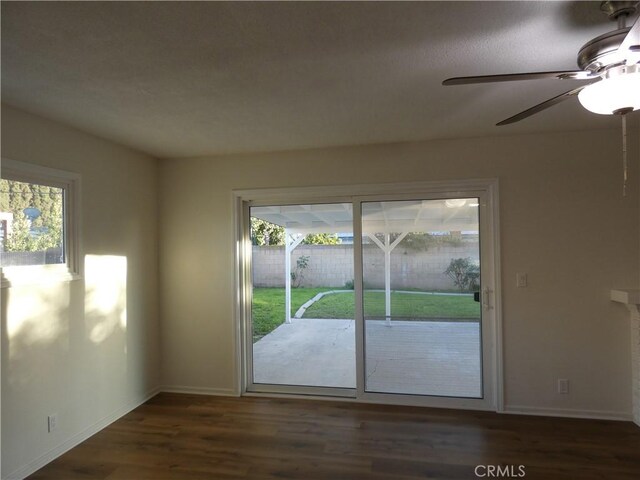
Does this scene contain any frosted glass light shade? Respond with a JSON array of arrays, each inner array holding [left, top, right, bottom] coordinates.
[[578, 70, 640, 115]]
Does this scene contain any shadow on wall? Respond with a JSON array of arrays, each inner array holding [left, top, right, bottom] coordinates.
[[3, 281, 73, 388], [2, 255, 128, 385], [1, 254, 128, 476]]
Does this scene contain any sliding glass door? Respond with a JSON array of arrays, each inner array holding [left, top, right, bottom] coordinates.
[[240, 184, 498, 409], [248, 202, 356, 393], [361, 198, 482, 398]]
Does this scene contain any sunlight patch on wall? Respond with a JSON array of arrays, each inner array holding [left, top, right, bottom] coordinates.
[[84, 254, 127, 344]]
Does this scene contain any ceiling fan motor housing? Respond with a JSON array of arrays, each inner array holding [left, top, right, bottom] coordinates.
[[577, 28, 631, 71], [578, 2, 639, 71]]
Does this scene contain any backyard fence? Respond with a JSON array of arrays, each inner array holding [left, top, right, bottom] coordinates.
[[0, 247, 63, 267], [252, 242, 479, 291]]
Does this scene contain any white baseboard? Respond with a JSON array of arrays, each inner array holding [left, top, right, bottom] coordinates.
[[503, 405, 633, 422], [3, 387, 161, 480], [159, 385, 239, 397]]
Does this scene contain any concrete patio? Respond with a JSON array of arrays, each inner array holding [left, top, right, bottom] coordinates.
[[252, 318, 481, 398]]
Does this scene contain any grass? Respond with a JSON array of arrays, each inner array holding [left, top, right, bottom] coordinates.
[[251, 287, 479, 342], [251, 287, 333, 341], [304, 291, 480, 319]]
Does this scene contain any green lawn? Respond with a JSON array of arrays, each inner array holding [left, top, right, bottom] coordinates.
[[251, 287, 479, 342], [251, 287, 333, 341], [305, 291, 480, 319]]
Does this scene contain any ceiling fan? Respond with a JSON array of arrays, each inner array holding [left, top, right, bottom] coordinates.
[[442, 0, 640, 125], [443, 1, 640, 196]]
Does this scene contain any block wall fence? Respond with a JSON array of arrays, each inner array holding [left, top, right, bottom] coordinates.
[[252, 242, 479, 291]]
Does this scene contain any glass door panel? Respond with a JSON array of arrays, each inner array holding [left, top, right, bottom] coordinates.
[[361, 198, 482, 398], [249, 202, 355, 389]]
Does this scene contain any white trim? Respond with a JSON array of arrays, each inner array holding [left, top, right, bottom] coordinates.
[[237, 199, 254, 395], [353, 200, 365, 399], [2, 387, 160, 480], [242, 390, 495, 412], [1, 158, 82, 288], [489, 180, 505, 412], [248, 383, 355, 398], [503, 405, 632, 422], [234, 178, 498, 203], [1, 159, 79, 184], [242, 391, 359, 402], [231, 196, 248, 397], [234, 179, 503, 412], [160, 385, 239, 397]]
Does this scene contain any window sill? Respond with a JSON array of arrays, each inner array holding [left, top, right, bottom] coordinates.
[[1, 267, 81, 288]]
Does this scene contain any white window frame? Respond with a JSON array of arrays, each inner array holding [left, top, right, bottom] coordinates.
[[233, 178, 503, 412], [1, 158, 81, 287]]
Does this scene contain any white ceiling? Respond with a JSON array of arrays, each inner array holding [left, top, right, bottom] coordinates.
[[1, 1, 633, 159]]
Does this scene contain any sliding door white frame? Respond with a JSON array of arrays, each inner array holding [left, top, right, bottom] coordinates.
[[233, 179, 503, 412]]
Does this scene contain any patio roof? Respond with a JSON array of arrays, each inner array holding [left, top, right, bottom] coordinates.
[[251, 198, 480, 325], [251, 198, 479, 235]]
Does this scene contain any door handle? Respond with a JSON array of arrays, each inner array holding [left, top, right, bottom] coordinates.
[[482, 287, 493, 310]]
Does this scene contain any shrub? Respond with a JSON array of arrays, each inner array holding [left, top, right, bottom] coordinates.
[[444, 257, 480, 292], [290, 255, 310, 287]]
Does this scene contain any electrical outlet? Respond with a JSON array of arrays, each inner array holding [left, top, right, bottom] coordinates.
[[557, 379, 569, 394], [516, 273, 528, 288], [48, 414, 58, 433]]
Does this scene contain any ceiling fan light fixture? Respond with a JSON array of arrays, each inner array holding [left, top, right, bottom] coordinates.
[[577, 65, 640, 114]]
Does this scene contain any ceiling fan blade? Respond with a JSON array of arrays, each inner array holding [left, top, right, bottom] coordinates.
[[618, 14, 640, 54], [496, 85, 589, 126], [442, 71, 594, 86]]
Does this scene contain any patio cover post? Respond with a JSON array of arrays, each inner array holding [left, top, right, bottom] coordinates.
[[384, 233, 391, 325], [285, 230, 304, 324], [365, 232, 409, 327]]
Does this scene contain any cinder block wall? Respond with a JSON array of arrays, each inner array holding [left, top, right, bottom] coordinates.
[[252, 242, 479, 290]]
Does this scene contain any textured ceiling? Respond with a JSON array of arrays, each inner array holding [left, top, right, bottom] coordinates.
[[1, 1, 634, 159]]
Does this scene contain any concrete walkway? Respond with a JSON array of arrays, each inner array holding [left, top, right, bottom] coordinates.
[[252, 318, 481, 397]]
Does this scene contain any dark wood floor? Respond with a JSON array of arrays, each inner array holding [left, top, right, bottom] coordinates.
[[29, 393, 640, 479]]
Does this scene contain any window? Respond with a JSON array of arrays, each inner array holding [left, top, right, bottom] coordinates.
[[1, 159, 80, 286]]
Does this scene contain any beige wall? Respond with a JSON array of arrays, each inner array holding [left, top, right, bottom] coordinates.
[[1, 102, 639, 477], [159, 127, 639, 417], [1, 104, 160, 477]]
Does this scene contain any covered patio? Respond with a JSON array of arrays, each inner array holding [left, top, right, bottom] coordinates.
[[253, 316, 481, 397], [250, 199, 482, 397]]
